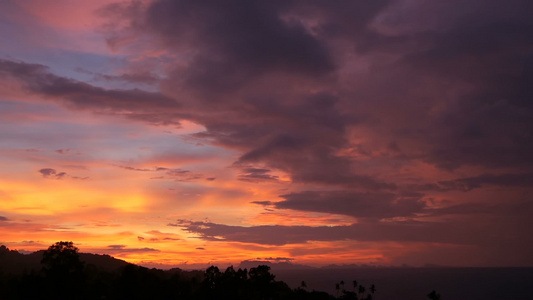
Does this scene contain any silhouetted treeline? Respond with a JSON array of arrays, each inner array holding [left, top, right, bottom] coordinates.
[[0, 242, 378, 300]]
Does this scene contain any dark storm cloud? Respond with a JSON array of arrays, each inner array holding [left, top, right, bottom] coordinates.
[[6, 0, 532, 189], [176, 219, 512, 246], [426, 200, 533, 218], [95, 0, 400, 190], [352, 0, 533, 170], [437, 173, 533, 191], [142, 0, 336, 92], [2, 0, 396, 191], [274, 191, 425, 219], [405, 173, 533, 192]]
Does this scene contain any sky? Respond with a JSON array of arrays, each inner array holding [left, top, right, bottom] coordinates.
[[0, 0, 532, 269]]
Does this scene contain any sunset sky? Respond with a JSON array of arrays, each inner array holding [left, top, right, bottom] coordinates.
[[1, 0, 532, 269]]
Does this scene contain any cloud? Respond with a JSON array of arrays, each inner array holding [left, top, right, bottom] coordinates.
[[38, 168, 67, 179], [140, 230, 182, 242], [438, 173, 533, 191], [259, 257, 294, 262], [256, 191, 426, 220], [404, 173, 533, 192], [238, 168, 280, 182], [0, 216, 8, 221], [95, 1, 397, 190], [351, 0, 533, 170], [107, 244, 126, 250], [55, 149, 82, 155], [175, 219, 514, 246], [0, 58, 182, 126], [115, 165, 204, 181], [140, 0, 337, 92], [4, 0, 532, 189], [104, 245, 160, 253], [76, 68, 160, 85], [38, 168, 87, 180], [115, 165, 153, 172]]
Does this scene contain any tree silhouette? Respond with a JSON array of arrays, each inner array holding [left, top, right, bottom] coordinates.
[[203, 265, 221, 289], [41, 241, 84, 274], [2, 242, 399, 300], [249, 265, 275, 283], [41, 241, 85, 298], [358, 285, 366, 298]]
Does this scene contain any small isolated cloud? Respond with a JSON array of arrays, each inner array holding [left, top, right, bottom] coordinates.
[[0, 216, 8, 221], [251, 201, 273, 206], [196, 247, 205, 250], [107, 245, 126, 250], [84, 69, 161, 85], [104, 245, 160, 253], [116, 165, 152, 172], [38, 168, 67, 179], [261, 257, 294, 262], [143, 230, 182, 242], [238, 168, 280, 183], [55, 149, 82, 155], [38, 168, 87, 180], [116, 165, 203, 182]]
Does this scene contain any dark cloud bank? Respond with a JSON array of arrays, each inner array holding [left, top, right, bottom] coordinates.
[[2, 0, 533, 265]]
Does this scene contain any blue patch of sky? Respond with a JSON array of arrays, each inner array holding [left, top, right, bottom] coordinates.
[[0, 99, 227, 164]]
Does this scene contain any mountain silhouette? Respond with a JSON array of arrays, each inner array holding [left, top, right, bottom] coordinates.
[[0, 245, 130, 275]]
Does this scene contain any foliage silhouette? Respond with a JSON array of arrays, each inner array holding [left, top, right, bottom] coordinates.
[[427, 290, 442, 300], [41, 241, 85, 299], [0, 242, 390, 300]]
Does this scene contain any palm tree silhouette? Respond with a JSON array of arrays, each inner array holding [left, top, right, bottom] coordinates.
[[370, 284, 376, 294], [358, 285, 366, 298]]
